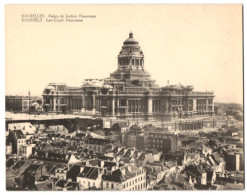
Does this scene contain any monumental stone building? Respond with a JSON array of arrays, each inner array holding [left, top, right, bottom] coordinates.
[[42, 32, 215, 119]]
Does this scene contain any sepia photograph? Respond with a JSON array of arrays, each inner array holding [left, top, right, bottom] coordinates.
[[4, 3, 244, 191]]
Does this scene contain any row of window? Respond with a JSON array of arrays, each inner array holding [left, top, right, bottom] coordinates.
[[123, 182, 146, 190], [86, 145, 104, 152], [118, 58, 143, 66], [82, 180, 95, 187], [152, 100, 161, 112], [122, 174, 145, 189]]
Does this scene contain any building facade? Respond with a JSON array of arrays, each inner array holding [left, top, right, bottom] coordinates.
[[42, 32, 215, 119], [102, 164, 146, 191], [6, 96, 31, 112]]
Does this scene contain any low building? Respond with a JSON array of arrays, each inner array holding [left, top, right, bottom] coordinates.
[[52, 178, 79, 191], [44, 125, 69, 134], [121, 125, 145, 150], [6, 130, 26, 155], [84, 138, 112, 154], [144, 131, 178, 153], [102, 164, 146, 191], [221, 147, 241, 171], [77, 166, 104, 190], [55, 167, 68, 180], [19, 143, 36, 158], [6, 96, 31, 112], [111, 123, 129, 133], [8, 122, 36, 136]]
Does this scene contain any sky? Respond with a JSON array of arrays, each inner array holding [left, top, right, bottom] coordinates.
[[5, 4, 243, 104]]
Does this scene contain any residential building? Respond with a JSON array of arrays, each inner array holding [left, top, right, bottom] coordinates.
[[77, 166, 104, 190], [102, 164, 146, 190]]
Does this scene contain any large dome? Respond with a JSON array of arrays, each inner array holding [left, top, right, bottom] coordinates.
[[123, 32, 139, 45]]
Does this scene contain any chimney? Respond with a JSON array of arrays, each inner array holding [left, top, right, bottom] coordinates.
[[68, 178, 72, 182], [80, 167, 84, 173], [127, 165, 132, 172], [112, 166, 116, 171], [121, 168, 126, 175], [100, 160, 105, 168], [98, 168, 101, 177], [167, 80, 169, 86]]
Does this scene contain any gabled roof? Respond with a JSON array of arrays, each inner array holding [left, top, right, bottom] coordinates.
[[12, 130, 25, 139], [22, 164, 41, 175], [55, 179, 67, 188], [35, 181, 52, 191], [102, 164, 141, 183], [116, 147, 126, 156], [12, 160, 26, 171], [8, 122, 36, 135], [77, 166, 102, 180], [137, 152, 146, 161], [123, 148, 134, 158], [68, 154, 83, 165], [130, 124, 141, 131], [112, 146, 120, 154], [67, 164, 82, 181]]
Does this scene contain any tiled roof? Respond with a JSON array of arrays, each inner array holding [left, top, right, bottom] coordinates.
[[112, 146, 120, 153], [130, 124, 141, 131], [67, 164, 81, 181], [12, 160, 26, 171], [13, 130, 25, 139], [66, 181, 79, 191], [137, 152, 146, 161], [117, 147, 126, 156], [55, 179, 67, 188], [123, 148, 133, 158], [78, 166, 102, 180], [35, 181, 52, 191], [22, 164, 41, 175]]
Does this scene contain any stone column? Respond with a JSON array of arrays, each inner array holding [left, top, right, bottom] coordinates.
[[81, 95, 85, 112], [57, 97, 60, 111], [53, 97, 56, 111], [92, 92, 96, 113], [147, 98, 153, 115], [212, 98, 215, 114], [111, 98, 115, 116], [116, 98, 120, 115], [206, 98, 209, 112], [193, 98, 197, 112], [164, 99, 169, 114]]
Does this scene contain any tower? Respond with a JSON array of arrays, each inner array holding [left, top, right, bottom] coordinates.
[[118, 32, 144, 70], [104, 32, 156, 88]]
